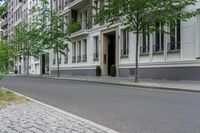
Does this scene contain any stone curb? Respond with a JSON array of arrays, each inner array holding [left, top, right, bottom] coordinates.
[[19, 75, 200, 93], [3, 88, 120, 133]]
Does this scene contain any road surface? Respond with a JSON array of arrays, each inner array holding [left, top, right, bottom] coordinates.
[[1, 76, 200, 133]]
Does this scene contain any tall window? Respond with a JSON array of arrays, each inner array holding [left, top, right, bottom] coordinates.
[[83, 10, 88, 29], [121, 30, 129, 58], [53, 50, 56, 65], [93, 0, 99, 24], [60, 17, 64, 33], [77, 41, 82, 62], [83, 39, 87, 62], [64, 48, 68, 64], [64, 14, 69, 33], [78, 12, 82, 30], [168, 20, 181, 51], [154, 23, 164, 53], [72, 42, 76, 63], [93, 36, 99, 61], [58, 53, 61, 65], [94, 0, 98, 15], [141, 28, 150, 55]]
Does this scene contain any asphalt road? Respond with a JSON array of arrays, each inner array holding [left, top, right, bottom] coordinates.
[[1, 76, 200, 133]]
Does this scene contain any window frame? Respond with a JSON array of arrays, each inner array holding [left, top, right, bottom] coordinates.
[[168, 20, 181, 52], [121, 29, 129, 58], [153, 23, 164, 54], [93, 36, 99, 61]]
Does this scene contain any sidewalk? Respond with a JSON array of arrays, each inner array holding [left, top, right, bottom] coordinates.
[[19, 74, 200, 93], [0, 90, 119, 133]]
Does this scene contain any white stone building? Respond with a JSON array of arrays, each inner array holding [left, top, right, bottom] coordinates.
[[5, 0, 200, 80], [48, 0, 200, 80], [5, 0, 49, 75]]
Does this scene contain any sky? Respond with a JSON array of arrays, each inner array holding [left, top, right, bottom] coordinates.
[[0, 0, 4, 5]]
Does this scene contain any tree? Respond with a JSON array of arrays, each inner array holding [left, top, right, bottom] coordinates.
[[94, 0, 200, 82], [44, 11, 70, 77], [33, 1, 72, 77], [11, 22, 43, 75], [0, 0, 9, 15], [0, 40, 15, 78]]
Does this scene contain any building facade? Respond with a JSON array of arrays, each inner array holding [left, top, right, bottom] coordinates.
[[48, 0, 200, 80], [6, 0, 27, 74], [3, 0, 48, 75], [27, 0, 45, 75], [3, 0, 200, 80]]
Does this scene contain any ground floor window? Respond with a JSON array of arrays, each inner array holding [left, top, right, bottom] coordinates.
[[53, 50, 56, 65], [72, 42, 76, 63], [82, 39, 87, 62], [77, 41, 82, 62], [153, 23, 164, 53], [121, 29, 129, 58], [64, 48, 68, 64], [168, 20, 181, 51], [141, 28, 150, 55], [93, 36, 99, 61], [58, 53, 61, 65]]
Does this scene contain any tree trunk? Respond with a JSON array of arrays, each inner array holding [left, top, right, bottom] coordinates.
[[135, 32, 139, 83], [56, 51, 60, 77], [27, 55, 30, 75]]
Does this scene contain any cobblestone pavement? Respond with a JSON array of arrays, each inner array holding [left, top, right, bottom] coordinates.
[[0, 102, 118, 133]]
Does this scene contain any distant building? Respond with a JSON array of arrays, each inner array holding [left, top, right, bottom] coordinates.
[[3, 0, 49, 75], [6, 0, 28, 74]]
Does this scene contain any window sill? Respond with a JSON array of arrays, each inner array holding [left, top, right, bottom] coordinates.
[[140, 53, 149, 56], [120, 55, 128, 59], [93, 59, 99, 61], [153, 51, 164, 54], [167, 49, 180, 53]]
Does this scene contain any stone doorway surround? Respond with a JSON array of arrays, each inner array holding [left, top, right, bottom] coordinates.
[[100, 27, 120, 76]]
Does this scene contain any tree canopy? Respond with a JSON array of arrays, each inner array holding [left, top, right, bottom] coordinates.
[[0, 40, 15, 77], [0, 0, 8, 15]]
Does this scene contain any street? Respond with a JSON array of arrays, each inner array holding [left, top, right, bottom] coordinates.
[[1, 76, 200, 133]]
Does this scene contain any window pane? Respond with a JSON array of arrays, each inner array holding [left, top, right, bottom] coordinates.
[[170, 24, 176, 50], [79, 41, 81, 56], [161, 23, 164, 51], [155, 23, 160, 51], [177, 20, 181, 50], [73, 42, 76, 56], [95, 36, 98, 54], [122, 30, 128, 56], [142, 29, 146, 53]]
